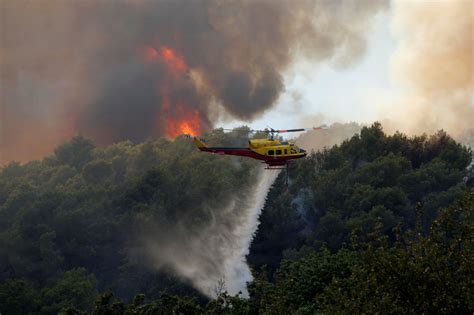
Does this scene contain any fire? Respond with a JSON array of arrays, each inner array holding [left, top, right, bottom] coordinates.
[[143, 46, 159, 61], [165, 107, 202, 138], [179, 121, 196, 135], [141, 44, 203, 138], [158, 90, 202, 138], [159, 46, 187, 73], [141, 45, 188, 74]]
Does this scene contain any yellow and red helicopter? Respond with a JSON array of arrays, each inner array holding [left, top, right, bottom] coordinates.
[[188, 125, 327, 183]]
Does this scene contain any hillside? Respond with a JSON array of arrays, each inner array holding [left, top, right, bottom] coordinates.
[[0, 123, 473, 314], [0, 128, 259, 312], [250, 123, 473, 272]]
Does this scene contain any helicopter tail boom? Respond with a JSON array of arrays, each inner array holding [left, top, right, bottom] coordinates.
[[192, 137, 208, 149]]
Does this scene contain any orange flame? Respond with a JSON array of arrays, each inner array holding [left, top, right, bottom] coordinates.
[[159, 46, 187, 73], [141, 45, 188, 75], [166, 109, 202, 137], [143, 46, 159, 61], [141, 44, 203, 138]]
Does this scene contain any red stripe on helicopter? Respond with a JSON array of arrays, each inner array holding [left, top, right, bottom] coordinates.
[[198, 147, 305, 165]]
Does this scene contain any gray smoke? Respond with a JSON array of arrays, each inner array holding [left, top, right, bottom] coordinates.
[[1, 0, 387, 163], [296, 121, 362, 151]]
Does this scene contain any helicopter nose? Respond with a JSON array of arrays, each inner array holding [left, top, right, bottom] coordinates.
[[300, 148, 306, 153]]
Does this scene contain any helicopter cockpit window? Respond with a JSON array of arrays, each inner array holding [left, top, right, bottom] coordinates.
[[268, 150, 274, 156], [276, 149, 282, 155]]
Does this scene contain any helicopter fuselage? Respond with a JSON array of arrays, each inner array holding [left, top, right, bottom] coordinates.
[[192, 137, 306, 167]]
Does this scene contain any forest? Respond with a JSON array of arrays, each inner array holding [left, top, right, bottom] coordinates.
[[0, 123, 473, 314]]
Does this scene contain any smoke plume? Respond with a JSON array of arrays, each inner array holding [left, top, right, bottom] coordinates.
[[296, 121, 362, 151], [140, 168, 279, 297], [381, 0, 473, 137], [1, 0, 387, 164]]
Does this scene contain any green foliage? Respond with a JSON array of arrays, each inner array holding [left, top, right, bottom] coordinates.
[[54, 135, 95, 169], [205, 290, 250, 315], [0, 278, 39, 315], [251, 123, 472, 270], [93, 292, 125, 315], [0, 124, 472, 313], [41, 268, 98, 314], [209, 192, 473, 314], [0, 129, 258, 311], [319, 193, 474, 314], [248, 180, 305, 272], [273, 249, 357, 313], [0, 268, 97, 314], [92, 292, 202, 315]]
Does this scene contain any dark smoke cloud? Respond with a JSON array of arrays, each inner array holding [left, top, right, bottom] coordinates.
[[1, 0, 387, 163]]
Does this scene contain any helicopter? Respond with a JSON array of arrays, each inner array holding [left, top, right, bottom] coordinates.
[[188, 125, 328, 185]]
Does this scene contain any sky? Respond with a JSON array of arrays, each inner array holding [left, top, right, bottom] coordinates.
[[220, 1, 473, 141], [2, 0, 472, 164], [217, 10, 397, 131]]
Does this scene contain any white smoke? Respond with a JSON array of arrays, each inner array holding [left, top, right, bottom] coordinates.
[[142, 167, 280, 297], [368, 0, 473, 137]]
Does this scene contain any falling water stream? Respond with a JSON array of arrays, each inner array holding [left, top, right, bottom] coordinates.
[[144, 167, 280, 297]]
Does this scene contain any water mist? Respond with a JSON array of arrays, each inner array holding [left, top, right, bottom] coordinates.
[[142, 167, 280, 297]]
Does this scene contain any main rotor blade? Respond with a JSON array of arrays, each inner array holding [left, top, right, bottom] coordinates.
[[276, 125, 328, 133], [218, 124, 328, 133]]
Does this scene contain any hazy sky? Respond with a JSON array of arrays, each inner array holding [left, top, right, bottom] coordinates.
[[2, 0, 472, 163], [221, 0, 473, 140], [218, 10, 396, 131]]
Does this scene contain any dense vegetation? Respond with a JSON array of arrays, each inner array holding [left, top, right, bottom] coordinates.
[[251, 122, 472, 272], [0, 128, 258, 313], [1, 123, 473, 314]]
